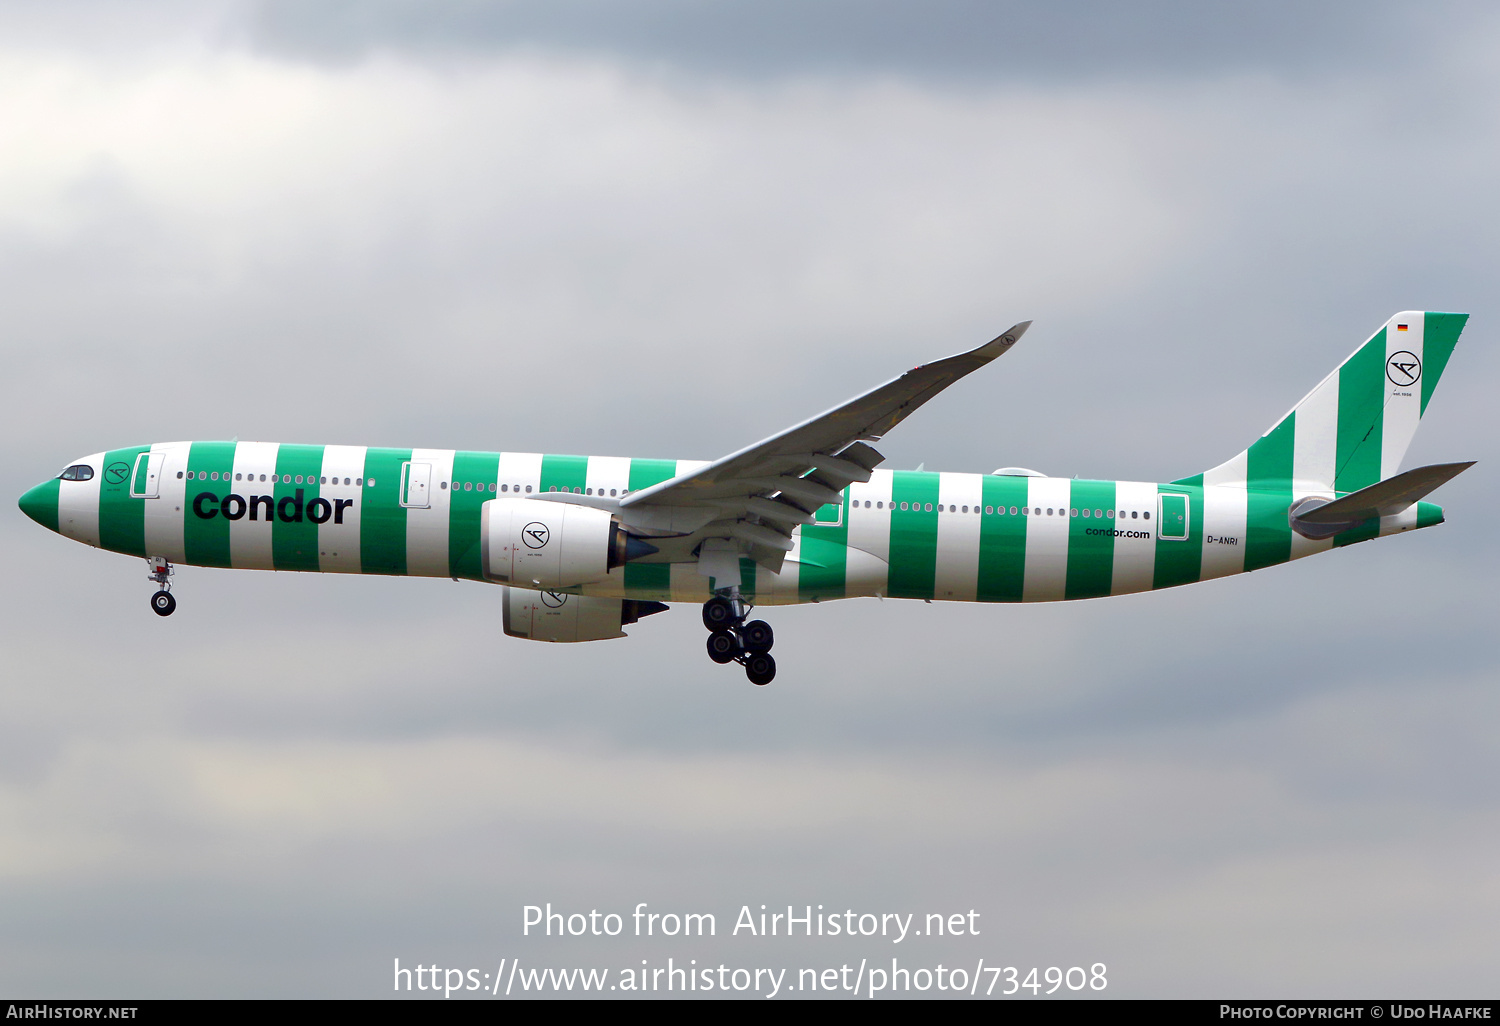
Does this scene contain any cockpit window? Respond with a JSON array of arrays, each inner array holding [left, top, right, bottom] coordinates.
[[59, 464, 94, 482]]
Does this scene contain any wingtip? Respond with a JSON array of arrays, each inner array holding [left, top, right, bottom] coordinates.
[[977, 320, 1031, 355]]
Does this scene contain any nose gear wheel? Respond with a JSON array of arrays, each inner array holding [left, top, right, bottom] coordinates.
[[146, 557, 176, 616]]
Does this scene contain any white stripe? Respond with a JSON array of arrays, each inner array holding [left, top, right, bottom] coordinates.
[[319, 445, 367, 574], [668, 560, 710, 603], [406, 448, 454, 577], [142, 442, 188, 561], [1199, 484, 1248, 580], [57, 450, 105, 548], [1202, 448, 1248, 489], [934, 472, 982, 601], [585, 455, 631, 499], [1110, 480, 1158, 595], [1380, 311, 1425, 479], [496, 451, 543, 496], [1292, 372, 1339, 491], [846, 470, 892, 596], [1379, 505, 1419, 536], [1022, 478, 1071, 602]]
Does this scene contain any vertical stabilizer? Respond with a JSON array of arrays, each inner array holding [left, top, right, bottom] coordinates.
[[1188, 311, 1467, 492]]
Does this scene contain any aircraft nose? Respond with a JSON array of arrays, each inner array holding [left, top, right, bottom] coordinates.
[[18, 480, 59, 531]]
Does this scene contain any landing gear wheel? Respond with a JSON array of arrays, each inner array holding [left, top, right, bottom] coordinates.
[[151, 591, 176, 617], [706, 631, 740, 664], [745, 653, 776, 686], [702, 596, 740, 630], [740, 619, 774, 655]]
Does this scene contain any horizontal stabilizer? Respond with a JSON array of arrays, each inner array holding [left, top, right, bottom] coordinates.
[[1295, 461, 1475, 523]]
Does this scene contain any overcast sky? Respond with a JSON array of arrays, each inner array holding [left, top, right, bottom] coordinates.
[[2, 0, 1497, 999]]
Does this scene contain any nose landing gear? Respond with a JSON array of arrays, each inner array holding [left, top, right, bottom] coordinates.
[[701, 591, 776, 685], [147, 557, 176, 617]]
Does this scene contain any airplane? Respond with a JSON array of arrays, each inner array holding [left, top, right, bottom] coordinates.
[[17, 311, 1473, 686]]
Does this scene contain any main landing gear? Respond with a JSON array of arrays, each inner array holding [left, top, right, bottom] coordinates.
[[147, 557, 176, 617], [702, 593, 776, 685]]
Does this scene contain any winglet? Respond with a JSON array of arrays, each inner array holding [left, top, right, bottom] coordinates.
[[974, 320, 1031, 360]]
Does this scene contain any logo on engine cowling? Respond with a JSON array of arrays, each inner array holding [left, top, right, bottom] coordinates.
[[541, 591, 567, 608], [523, 522, 550, 549]]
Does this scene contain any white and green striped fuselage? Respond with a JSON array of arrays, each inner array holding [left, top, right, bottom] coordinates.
[[17, 309, 1470, 670], [20, 445, 1446, 606]]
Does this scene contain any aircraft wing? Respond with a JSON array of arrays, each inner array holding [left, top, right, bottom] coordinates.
[[617, 321, 1030, 572]]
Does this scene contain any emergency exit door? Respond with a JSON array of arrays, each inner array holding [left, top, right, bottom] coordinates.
[[401, 462, 431, 508], [130, 452, 164, 498], [1157, 493, 1189, 540]]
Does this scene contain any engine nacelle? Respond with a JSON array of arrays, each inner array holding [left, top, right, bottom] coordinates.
[[502, 587, 668, 643], [481, 498, 655, 589]]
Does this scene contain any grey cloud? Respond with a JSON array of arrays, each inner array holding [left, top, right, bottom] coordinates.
[[243, 0, 1481, 85]]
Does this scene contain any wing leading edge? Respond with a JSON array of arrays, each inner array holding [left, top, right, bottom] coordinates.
[[617, 321, 1031, 576]]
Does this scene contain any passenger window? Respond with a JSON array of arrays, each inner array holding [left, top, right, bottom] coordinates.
[[1010, 506, 1017, 515], [1143, 511, 1150, 520], [355, 478, 362, 486]]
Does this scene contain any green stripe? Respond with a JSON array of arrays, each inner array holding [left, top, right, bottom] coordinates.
[[1065, 480, 1116, 599], [1244, 409, 1296, 490], [623, 458, 679, 598], [1415, 500, 1444, 529], [1244, 414, 1294, 571], [976, 475, 1028, 601], [449, 450, 500, 579], [98, 446, 149, 558], [797, 490, 849, 601], [271, 445, 324, 572], [183, 441, 236, 568], [887, 471, 940, 600], [1331, 517, 1381, 548], [360, 448, 411, 575], [540, 454, 588, 494], [1152, 485, 1203, 589], [1334, 328, 1385, 493], [1420, 312, 1467, 416], [737, 557, 758, 603], [22, 478, 60, 533]]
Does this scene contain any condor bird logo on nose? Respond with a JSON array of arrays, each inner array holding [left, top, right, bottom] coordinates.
[[523, 522, 550, 549]]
